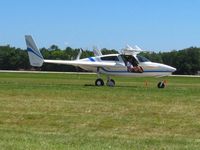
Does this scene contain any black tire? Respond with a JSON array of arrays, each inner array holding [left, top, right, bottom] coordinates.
[[106, 79, 115, 87], [110, 79, 115, 86], [95, 78, 104, 86], [157, 81, 165, 88]]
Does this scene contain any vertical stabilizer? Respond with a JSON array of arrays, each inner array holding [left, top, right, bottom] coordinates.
[[25, 35, 44, 67]]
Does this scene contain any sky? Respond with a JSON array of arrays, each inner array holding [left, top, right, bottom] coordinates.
[[0, 0, 200, 51]]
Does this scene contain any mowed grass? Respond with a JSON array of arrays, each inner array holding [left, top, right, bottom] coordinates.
[[0, 72, 200, 150]]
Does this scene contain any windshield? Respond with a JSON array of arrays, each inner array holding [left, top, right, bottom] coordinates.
[[136, 55, 150, 62]]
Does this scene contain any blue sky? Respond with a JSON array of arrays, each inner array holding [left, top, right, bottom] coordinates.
[[0, 0, 200, 51]]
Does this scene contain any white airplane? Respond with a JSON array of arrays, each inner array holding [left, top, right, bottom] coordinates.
[[25, 35, 176, 88]]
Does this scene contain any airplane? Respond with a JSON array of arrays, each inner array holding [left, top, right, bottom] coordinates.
[[25, 35, 176, 88]]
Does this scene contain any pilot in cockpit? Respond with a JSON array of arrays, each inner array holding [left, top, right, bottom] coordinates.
[[127, 56, 143, 73]]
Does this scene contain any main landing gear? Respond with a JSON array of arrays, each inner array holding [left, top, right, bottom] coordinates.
[[95, 67, 115, 87], [95, 77, 115, 87], [106, 79, 115, 87]]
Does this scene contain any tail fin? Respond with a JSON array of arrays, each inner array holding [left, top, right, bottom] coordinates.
[[25, 35, 44, 67]]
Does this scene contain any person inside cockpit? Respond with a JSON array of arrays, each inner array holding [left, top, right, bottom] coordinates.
[[126, 59, 133, 72], [126, 56, 143, 73]]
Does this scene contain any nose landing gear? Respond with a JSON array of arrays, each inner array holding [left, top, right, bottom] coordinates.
[[157, 81, 166, 88]]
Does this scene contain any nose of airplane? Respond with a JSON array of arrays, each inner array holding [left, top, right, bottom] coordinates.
[[149, 62, 176, 73], [166, 65, 176, 72], [171, 66, 176, 72]]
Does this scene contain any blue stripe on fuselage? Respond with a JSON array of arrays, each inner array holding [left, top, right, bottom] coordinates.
[[88, 57, 95, 62], [100, 67, 172, 73]]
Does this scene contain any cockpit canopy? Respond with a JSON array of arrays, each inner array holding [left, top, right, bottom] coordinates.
[[136, 55, 150, 62], [100, 56, 119, 61], [99, 54, 150, 64], [121, 54, 150, 64]]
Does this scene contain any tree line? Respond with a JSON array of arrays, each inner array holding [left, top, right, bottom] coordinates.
[[0, 45, 200, 74]]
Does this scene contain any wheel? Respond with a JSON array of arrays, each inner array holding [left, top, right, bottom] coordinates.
[[157, 81, 165, 88], [95, 78, 104, 86], [106, 79, 115, 87]]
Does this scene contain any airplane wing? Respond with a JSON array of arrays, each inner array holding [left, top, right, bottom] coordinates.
[[44, 59, 120, 67]]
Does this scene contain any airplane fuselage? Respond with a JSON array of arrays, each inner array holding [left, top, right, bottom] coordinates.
[[77, 54, 176, 77]]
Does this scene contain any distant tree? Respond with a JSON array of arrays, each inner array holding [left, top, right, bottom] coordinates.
[[140, 52, 163, 63], [177, 47, 200, 74], [101, 48, 118, 55], [49, 45, 59, 51], [0, 44, 200, 74], [0, 46, 29, 70], [15, 48, 29, 69], [81, 50, 93, 58]]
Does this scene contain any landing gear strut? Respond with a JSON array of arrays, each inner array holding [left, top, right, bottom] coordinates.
[[106, 79, 115, 87], [95, 67, 104, 86], [106, 76, 115, 87], [157, 81, 165, 88]]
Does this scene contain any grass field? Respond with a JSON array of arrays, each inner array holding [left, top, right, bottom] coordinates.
[[0, 72, 200, 150]]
